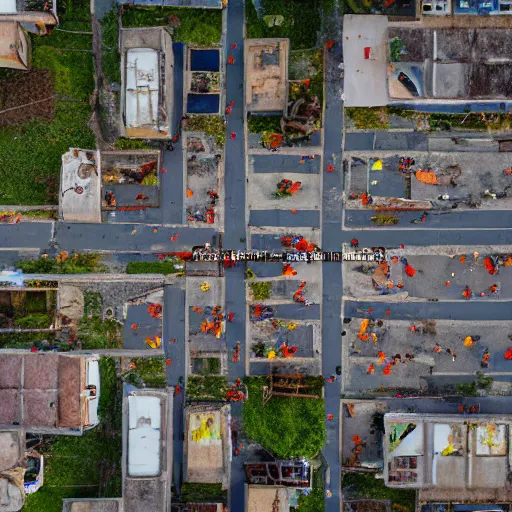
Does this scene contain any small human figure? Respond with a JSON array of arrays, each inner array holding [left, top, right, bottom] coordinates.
[[225, 106, 233, 115], [446, 348, 457, 361], [230, 132, 236, 140], [326, 163, 335, 173], [227, 55, 235, 64]]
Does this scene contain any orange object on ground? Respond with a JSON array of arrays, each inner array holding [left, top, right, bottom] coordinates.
[[459, 255, 466, 264], [131, 323, 138, 330], [353, 435, 362, 445], [327, 414, 334, 421], [359, 319, 370, 335], [385, 309, 391, 317], [377, 352, 387, 366], [383, 364, 392, 375], [404, 264, 416, 277], [282, 263, 297, 276], [289, 182, 302, 195], [367, 363, 375, 374], [462, 286, 472, 299], [186, 189, 194, 198], [415, 170, 438, 185], [445, 281, 451, 286], [484, 257, 497, 274], [358, 333, 369, 342]]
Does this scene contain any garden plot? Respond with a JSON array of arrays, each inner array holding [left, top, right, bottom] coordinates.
[[101, 151, 161, 209], [186, 154, 221, 226], [248, 173, 321, 210], [248, 313, 321, 360]]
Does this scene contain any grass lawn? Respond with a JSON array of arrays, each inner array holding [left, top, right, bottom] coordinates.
[[0, 0, 94, 205], [121, 6, 223, 45], [246, 0, 323, 50], [186, 376, 228, 401], [17, 253, 104, 274], [78, 317, 123, 349], [342, 473, 416, 512], [243, 377, 326, 458], [101, 8, 121, 85], [23, 358, 122, 512], [126, 261, 178, 274], [125, 357, 168, 388]]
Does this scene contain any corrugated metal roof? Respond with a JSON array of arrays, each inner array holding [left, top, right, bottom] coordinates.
[[125, 48, 160, 130]]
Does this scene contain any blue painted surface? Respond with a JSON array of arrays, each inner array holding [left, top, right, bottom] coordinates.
[[187, 94, 220, 114], [249, 210, 321, 228], [190, 49, 220, 71], [454, 0, 498, 14], [251, 154, 321, 174]]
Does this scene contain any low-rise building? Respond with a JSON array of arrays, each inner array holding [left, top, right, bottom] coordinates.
[[0, 353, 100, 433], [384, 413, 512, 500]]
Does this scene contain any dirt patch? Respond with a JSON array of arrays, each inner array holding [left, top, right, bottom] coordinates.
[[0, 69, 55, 127]]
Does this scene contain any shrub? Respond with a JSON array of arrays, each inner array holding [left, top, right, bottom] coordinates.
[[243, 377, 326, 458], [78, 317, 122, 349], [126, 261, 177, 274], [184, 115, 226, 147], [114, 138, 153, 150], [247, 115, 282, 134], [17, 252, 103, 274], [180, 483, 226, 503], [126, 357, 167, 388], [249, 281, 272, 300], [14, 313, 52, 329], [186, 376, 228, 401], [101, 8, 120, 84]]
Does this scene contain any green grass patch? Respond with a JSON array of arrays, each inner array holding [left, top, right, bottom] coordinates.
[[17, 253, 104, 274], [192, 357, 221, 375], [246, 0, 321, 50], [243, 377, 326, 458], [114, 138, 154, 150], [78, 317, 122, 349], [342, 473, 416, 512], [126, 261, 177, 274], [101, 8, 121, 84], [180, 483, 227, 503], [0, 331, 57, 349], [249, 281, 272, 300], [345, 107, 390, 130], [23, 358, 122, 512], [84, 291, 103, 317], [185, 115, 226, 147], [126, 357, 167, 388], [247, 115, 282, 134], [187, 376, 228, 401], [121, 6, 222, 45], [20, 209, 58, 220], [13, 313, 52, 329], [0, 102, 95, 205]]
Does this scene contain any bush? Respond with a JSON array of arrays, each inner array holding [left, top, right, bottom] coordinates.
[[121, 6, 222, 45], [17, 252, 103, 274], [126, 261, 177, 274], [78, 317, 122, 349], [126, 357, 167, 388], [243, 377, 326, 458], [180, 483, 226, 503], [247, 115, 282, 134], [249, 281, 272, 300], [83, 291, 103, 317], [187, 376, 228, 401], [345, 107, 390, 130], [114, 138, 153, 150], [185, 115, 226, 147], [14, 313, 52, 329], [101, 8, 121, 84]]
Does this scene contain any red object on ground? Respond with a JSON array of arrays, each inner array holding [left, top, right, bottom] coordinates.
[[505, 348, 512, 360], [462, 286, 472, 299], [118, 206, 147, 211], [400, 244, 405, 249], [367, 307, 373, 313], [225, 107, 233, 115], [175, 384, 181, 395], [291, 209, 298, 214], [228, 312, 235, 323], [404, 264, 416, 277], [161, 167, 167, 174], [483, 257, 497, 275], [327, 413, 334, 421], [325, 40, 335, 49], [173, 134, 179, 143], [364, 47, 371, 59], [325, 163, 335, 173], [131, 323, 138, 330], [148, 303, 162, 319], [385, 309, 391, 317], [295, 239, 309, 252], [303, 78, 311, 88], [165, 359, 171, 366], [136, 193, 149, 201], [169, 338, 177, 343], [231, 43, 237, 49], [353, 435, 362, 444], [227, 55, 235, 64], [30, 347, 38, 352], [445, 281, 451, 286], [230, 132, 237, 140], [350, 238, 359, 248], [230, 100, 235, 107]]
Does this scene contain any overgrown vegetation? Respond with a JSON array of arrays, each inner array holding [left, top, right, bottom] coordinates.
[[456, 371, 494, 396], [101, 8, 121, 84], [342, 473, 416, 512], [180, 483, 227, 503], [121, 6, 222, 45], [17, 252, 104, 274], [185, 115, 226, 146], [371, 214, 399, 226], [78, 317, 123, 349], [0, 0, 94, 205], [192, 357, 221, 375], [126, 261, 178, 274], [249, 281, 272, 300], [345, 107, 390, 130], [243, 377, 326, 458], [124, 357, 167, 388], [246, 0, 322, 50], [23, 358, 122, 512], [114, 138, 154, 150], [248, 115, 282, 134], [83, 290, 103, 317], [187, 376, 228, 401]]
